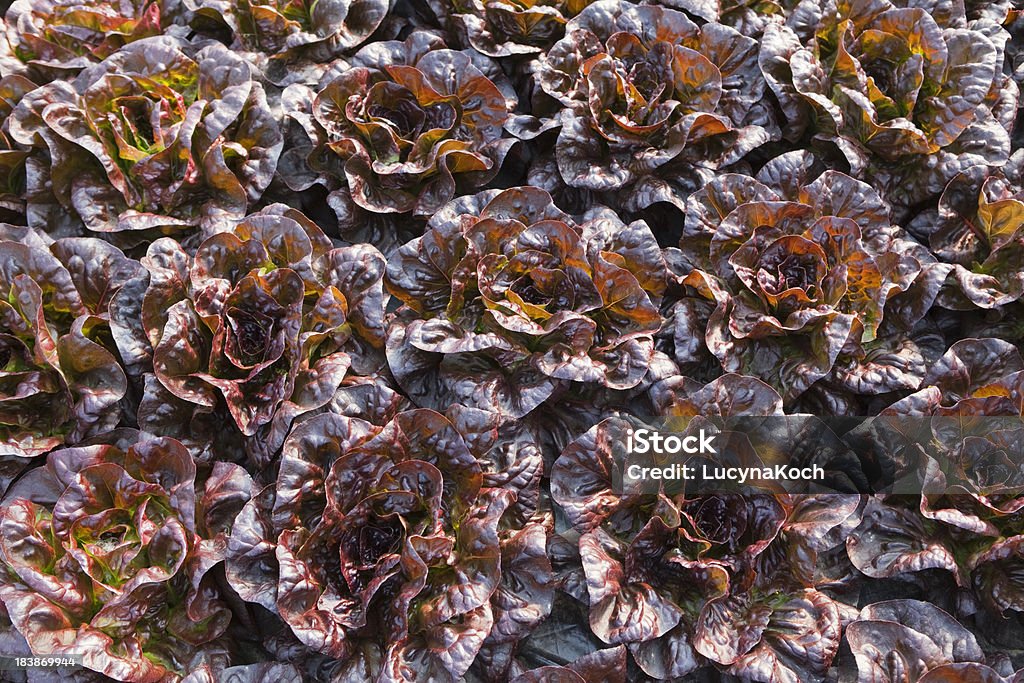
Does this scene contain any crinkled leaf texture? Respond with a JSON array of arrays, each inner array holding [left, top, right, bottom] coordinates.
[[284, 34, 517, 217], [0, 237, 139, 456], [225, 409, 538, 682], [10, 36, 283, 238], [115, 204, 387, 461], [385, 186, 665, 417], [0, 431, 241, 681], [535, 0, 777, 210]]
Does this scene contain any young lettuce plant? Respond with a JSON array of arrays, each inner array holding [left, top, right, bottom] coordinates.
[[760, 0, 1019, 213], [282, 33, 517, 219], [225, 410, 547, 683], [908, 156, 1024, 309], [384, 185, 666, 418], [111, 204, 387, 464], [673, 151, 946, 405], [529, 0, 777, 212], [848, 339, 1024, 614], [0, 0, 179, 83], [9, 37, 282, 240], [0, 235, 141, 457], [183, 0, 390, 84], [550, 375, 851, 681], [425, 0, 597, 57], [0, 432, 248, 682]]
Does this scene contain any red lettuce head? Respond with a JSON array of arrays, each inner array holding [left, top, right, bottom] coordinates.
[[531, 0, 776, 211], [0, 432, 247, 681], [184, 0, 389, 84], [909, 158, 1024, 310], [384, 186, 666, 418], [10, 36, 283, 240], [549, 379, 852, 680], [848, 339, 1024, 613], [673, 151, 946, 404], [760, 0, 1018, 212], [0, 236, 140, 457], [0, 0, 175, 83], [225, 410, 551, 682], [426, 0, 598, 57], [111, 204, 387, 463], [283, 34, 517, 219]]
